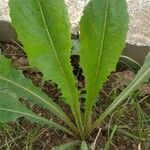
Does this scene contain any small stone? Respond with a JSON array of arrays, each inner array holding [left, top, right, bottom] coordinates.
[[46, 133, 50, 137], [39, 113, 42, 116], [12, 57, 28, 68]]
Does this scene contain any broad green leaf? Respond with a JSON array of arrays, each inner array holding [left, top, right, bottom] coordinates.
[[81, 141, 88, 150], [79, 0, 128, 125], [0, 55, 77, 133], [9, 0, 82, 133], [52, 140, 80, 150], [0, 93, 73, 136], [87, 51, 150, 136]]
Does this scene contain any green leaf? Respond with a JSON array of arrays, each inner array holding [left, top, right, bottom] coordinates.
[[0, 55, 77, 134], [87, 51, 150, 136], [52, 140, 80, 150], [81, 141, 88, 150], [0, 93, 73, 136], [120, 55, 141, 72], [79, 0, 128, 126], [104, 125, 117, 150], [9, 0, 83, 134]]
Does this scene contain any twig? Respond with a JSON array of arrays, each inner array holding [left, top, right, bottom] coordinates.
[[138, 142, 141, 150], [91, 128, 102, 150]]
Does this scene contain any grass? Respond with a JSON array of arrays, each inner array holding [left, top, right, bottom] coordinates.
[[94, 71, 150, 149], [101, 90, 150, 150], [0, 121, 48, 150], [0, 73, 150, 149]]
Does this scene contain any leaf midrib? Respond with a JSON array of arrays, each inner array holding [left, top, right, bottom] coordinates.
[[93, 0, 109, 98], [37, 1, 83, 133], [0, 76, 56, 110], [37, 0, 75, 100], [0, 76, 70, 122], [0, 107, 73, 135], [87, 0, 109, 104]]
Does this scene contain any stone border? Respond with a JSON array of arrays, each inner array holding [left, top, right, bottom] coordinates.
[[0, 21, 17, 42], [0, 21, 149, 64], [1, 0, 150, 46], [123, 44, 150, 64], [0, 0, 150, 64]]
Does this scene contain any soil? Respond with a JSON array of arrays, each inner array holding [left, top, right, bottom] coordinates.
[[0, 41, 150, 150]]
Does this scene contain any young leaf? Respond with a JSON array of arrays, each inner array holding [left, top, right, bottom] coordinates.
[[81, 141, 89, 150], [9, 0, 83, 133], [0, 93, 73, 136], [0, 55, 77, 134], [79, 0, 128, 126], [87, 51, 150, 136]]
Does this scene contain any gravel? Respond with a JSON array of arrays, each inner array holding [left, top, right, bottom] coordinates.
[[0, 0, 10, 21], [0, 0, 150, 46]]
